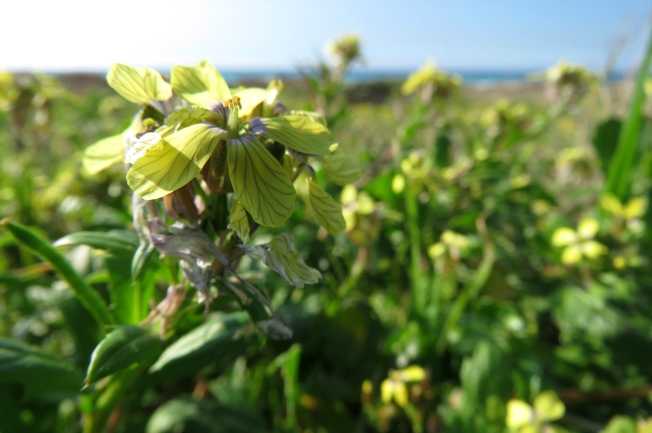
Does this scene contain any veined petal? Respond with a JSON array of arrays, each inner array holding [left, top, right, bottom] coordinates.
[[107, 64, 172, 104], [127, 123, 226, 200], [171, 60, 231, 106], [125, 132, 163, 165], [288, 110, 327, 126], [227, 133, 296, 227], [164, 105, 225, 130], [228, 200, 250, 244], [323, 154, 363, 185], [83, 133, 125, 174], [243, 233, 321, 288], [233, 87, 270, 119], [251, 115, 336, 156], [307, 178, 346, 236]]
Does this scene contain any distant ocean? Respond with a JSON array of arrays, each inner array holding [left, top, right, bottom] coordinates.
[[47, 68, 626, 87], [217, 68, 625, 85]]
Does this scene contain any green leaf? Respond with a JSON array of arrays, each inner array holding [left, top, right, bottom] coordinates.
[[244, 233, 320, 288], [307, 178, 345, 236], [54, 230, 139, 259], [146, 398, 269, 433], [0, 338, 83, 400], [227, 133, 296, 227], [82, 133, 125, 174], [107, 63, 172, 104], [2, 220, 115, 327], [105, 256, 140, 325], [592, 117, 621, 175], [85, 326, 162, 385], [253, 115, 336, 156], [127, 123, 226, 200], [605, 30, 652, 200], [228, 200, 250, 243], [171, 60, 231, 106], [148, 313, 253, 383], [323, 154, 362, 185], [132, 240, 156, 282]]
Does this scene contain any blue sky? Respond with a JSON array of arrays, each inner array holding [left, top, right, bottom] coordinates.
[[1, 0, 650, 72]]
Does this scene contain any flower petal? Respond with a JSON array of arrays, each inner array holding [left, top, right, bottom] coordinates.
[[577, 218, 599, 239], [83, 133, 125, 174], [307, 178, 346, 236], [551, 228, 577, 246], [127, 123, 225, 200], [107, 63, 172, 104], [171, 60, 231, 106], [561, 245, 582, 265], [534, 390, 565, 422], [228, 200, 251, 244], [227, 133, 296, 227], [506, 399, 533, 428], [251, 115, 336, 156], [323, 154, 363, 186]]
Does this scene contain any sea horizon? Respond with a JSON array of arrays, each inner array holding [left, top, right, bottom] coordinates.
[[14, 67, 628, 85]]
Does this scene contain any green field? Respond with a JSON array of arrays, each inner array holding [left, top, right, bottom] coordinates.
[[1, 36, 652, 433]]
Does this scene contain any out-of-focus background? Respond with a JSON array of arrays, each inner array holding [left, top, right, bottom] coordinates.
[[2, 1, 652, 432]]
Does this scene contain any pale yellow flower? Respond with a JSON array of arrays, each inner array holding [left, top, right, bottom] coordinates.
[[601, 193, 647, 220], [380, 365, 426, 408], [506, 391, 567, 433], [551, 218, 607, 265]]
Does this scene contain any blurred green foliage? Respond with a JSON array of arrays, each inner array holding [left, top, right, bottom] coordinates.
[[1, 32, 652, 433]]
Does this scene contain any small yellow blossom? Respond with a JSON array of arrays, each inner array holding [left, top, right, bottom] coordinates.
[[551, 218, 607, 265], [601, 193, 647, 220], [506, 391, 566, 433], [428, 230, 470, 260], [380, 365, 426, 408]]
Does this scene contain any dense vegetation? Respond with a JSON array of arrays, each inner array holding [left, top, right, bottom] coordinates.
[[1, 33, 652, 432]]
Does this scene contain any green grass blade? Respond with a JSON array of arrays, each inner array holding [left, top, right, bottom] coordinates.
[[2, 219, 115, 328], [605, 29, 652, 200]]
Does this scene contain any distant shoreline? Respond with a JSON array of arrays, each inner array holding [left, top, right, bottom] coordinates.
[[21, 68, 629, 86]]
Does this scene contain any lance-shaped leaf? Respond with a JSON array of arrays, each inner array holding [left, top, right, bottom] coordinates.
[[54, 230, 139, 258], [323, 154, 363, 185], [85, 326, 162, 385], [171, 60, 231, 106], [307, 178, 346, 236], [244, 233, 321, 288], [228, 201, 251, 243], [127, 123, 226, 200], [250, 115, 336, 156], [83, 133, 125, 174], [227, 133, 296, 227], [148, 313, 252, 382], [0, 338, 83, 400], [107, 63, 172, 104]]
